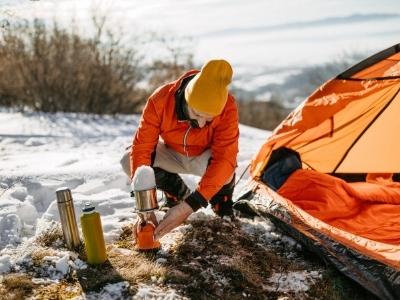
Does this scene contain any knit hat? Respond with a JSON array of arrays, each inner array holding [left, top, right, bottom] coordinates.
[[185, 59, 233, 116]]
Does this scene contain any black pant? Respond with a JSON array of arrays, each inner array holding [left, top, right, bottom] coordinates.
[[153, 167, 235, 203]]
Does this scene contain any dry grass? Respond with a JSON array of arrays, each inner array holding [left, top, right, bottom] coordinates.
[[32, 281, 81, 300], [0, 216, 380, 299], [306, 267, 379, 300], [163, 218, 280, 299], [108, 247, 166, 283], [114, 224, 135, 250], [31, 247, 58, 266], [156, 217, 378, 299], [0, 274, 35, 300], [0, 275, 81, 300], [35, 224, 63, 248], [237, 98, 290, 130], [0, 18, 145, 114]]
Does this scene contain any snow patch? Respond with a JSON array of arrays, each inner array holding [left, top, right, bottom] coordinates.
[[83, 281, 130, 300], [10, 186, 28, 201], [24, 137, 46, 147], [0, 110, 274, 295], [0, 111, 268, 251], [267, 270, 322, 292], [55, 254, 70, 275], [134, 284, 187, 300], [240, 216, 275, 236], [0, 214, 22, 247], [70, 258, 88, 270], [0, 255, 12, 274]]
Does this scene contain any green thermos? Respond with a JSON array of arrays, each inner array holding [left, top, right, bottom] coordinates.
[[80, 202, 107, 264]]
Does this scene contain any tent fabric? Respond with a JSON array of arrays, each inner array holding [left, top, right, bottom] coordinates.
[[278, 169, 400, 245], [248, 188, 400, 300], [246, 43, 400, 299], [248, 179, 400, 270], [250, 43, 400, 177], [339, 46, 400, 79], [244, 180, 400, 300], [251, 79, 400, 176]]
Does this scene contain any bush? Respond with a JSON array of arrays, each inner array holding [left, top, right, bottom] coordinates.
[[256, 53, 364, 108], [237, 95, 290, 130], [0, 18, 194, 114], [145, 34, 195, 92]]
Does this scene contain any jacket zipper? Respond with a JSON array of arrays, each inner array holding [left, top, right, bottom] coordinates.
[[183, 125, 191, 157]]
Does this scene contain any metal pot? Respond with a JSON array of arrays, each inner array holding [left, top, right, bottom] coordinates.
[[134, 188, 158, 212]]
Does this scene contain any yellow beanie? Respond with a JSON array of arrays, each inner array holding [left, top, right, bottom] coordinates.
[[185, 59, 233, 116]]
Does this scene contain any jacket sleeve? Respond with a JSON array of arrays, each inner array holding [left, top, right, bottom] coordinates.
[[130, 93, 162, 178], [197, 95, 239, 200]]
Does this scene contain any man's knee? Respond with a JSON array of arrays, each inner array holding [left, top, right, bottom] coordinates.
[[120, 149, 131, 178], [224, 172, 235, 185], [153, 167, 191, 200]]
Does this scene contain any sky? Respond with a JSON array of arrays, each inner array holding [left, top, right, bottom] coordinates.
[[1, 0, 399, 69]]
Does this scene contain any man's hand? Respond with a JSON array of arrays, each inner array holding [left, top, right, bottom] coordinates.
[[154, 201, 194, 240], [210, 196, 234, 217]]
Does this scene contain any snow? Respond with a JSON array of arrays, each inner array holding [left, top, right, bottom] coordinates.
[[0, 106, 326, 296], [0, 235, 89, 281], [0, 109, 274, 295], [133, 284, 186, 300], [78, 281, 186, 300], [267, 270, 322, 292], [132, 166, 156, 191], [55, 254, 70, 275], [0, 214, 22, 247], [83, 281, 130, 300], [0, 255, 11, 274], [240, 217, 275, 237], [0, 108, 267, 249]]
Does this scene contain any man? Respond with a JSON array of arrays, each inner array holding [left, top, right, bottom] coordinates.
[[121, 59, 239, 240]]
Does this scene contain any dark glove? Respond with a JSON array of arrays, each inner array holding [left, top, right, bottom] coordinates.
[[210, 175, 235, 217], [210, 195, 233, 217]]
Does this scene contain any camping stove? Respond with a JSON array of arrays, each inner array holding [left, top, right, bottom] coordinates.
[[134, 188, 160, 250], [131, 167, 160, 250]]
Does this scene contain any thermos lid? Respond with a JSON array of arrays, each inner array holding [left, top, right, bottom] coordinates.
[[82, 202, 95, 213], [56, 187, 72, 203]]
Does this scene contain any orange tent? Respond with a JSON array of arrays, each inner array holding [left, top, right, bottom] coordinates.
[[244, 43, 400, 300]]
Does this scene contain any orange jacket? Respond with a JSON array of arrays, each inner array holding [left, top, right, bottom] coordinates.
[[130, 70, 239, 201]]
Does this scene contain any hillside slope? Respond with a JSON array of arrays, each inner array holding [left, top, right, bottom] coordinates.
[[0, 110, 376, 299]]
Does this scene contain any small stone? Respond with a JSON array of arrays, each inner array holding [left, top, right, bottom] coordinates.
[[156, 258, 167, 264], [157, 276, 165, 284]]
